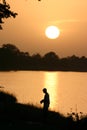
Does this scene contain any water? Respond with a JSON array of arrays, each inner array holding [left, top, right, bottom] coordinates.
[[0, 71, 87, 115]]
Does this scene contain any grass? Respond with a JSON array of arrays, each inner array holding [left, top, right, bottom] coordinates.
[[0, 91, 87, 130]]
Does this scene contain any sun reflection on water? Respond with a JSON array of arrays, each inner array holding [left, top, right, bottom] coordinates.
[[44, 72, 58, 111]]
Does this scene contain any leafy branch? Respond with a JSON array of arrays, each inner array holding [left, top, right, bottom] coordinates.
[[0, 0, 17, 30]]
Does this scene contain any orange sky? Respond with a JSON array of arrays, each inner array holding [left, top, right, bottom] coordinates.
[[0, 0, 87, 57]]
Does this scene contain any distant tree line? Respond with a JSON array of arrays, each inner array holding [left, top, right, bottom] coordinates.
[[0, 43, 87, 71]]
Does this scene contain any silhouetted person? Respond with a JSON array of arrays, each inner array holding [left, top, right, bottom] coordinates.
[[40, 88, 50, 120]]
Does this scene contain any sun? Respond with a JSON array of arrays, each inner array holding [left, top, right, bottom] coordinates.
[[45, 26, 60, 39]]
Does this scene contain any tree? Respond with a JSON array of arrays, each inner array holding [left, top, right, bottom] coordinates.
[[43, 51, 59, 61], [0, 0, 17, 29], [2, 43, 20, 54], [0, 0, 41, 30]]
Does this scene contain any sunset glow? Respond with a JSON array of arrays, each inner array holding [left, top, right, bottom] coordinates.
[[45, 26, 60, 39], [0, 1, 87, 127], [0, 0, 87, 57], [44, 72, 58, 110]]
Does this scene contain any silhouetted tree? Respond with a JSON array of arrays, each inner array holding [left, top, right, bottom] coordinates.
[[30, 53, 42, 70], [0, 0, 17, 29], [0, 44, 21, 70], [2, 43, 20, 53], [42, 52, 59, 70], [0, 43, 87, 71], [0, 0, 41, 30], [43, 52, 59, 61]]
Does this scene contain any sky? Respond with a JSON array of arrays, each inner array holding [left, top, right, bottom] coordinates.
[[0, 0, 87, 57]]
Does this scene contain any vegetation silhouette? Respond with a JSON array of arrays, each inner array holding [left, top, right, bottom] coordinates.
[[0, 91, 87, 129], [0, 0, 17, 30], [0, 43, 87, 72], [0, 0, 41, 30]]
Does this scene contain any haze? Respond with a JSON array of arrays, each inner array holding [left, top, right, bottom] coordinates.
[[0, 0, 87, 57]]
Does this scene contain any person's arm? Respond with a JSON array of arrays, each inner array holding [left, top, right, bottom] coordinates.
[[40, 99, 44, 104]]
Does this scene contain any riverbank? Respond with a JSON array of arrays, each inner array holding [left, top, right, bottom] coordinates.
[[0, 91, 87, 130]]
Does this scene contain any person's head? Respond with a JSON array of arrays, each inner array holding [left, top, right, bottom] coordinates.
[[43, 88, 47, 93]]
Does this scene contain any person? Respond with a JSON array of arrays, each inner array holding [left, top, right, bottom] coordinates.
[[40, 88, 50, 119]]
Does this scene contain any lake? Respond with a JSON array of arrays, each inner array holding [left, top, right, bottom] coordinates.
[[0, 71, 87, 115]]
